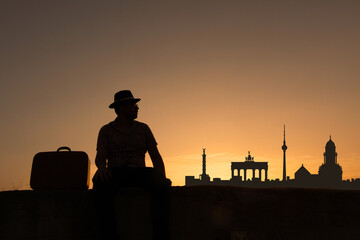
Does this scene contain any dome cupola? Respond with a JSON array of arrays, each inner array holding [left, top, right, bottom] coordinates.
[[326, 136, 336, 150], [324, 136, 337, 165]]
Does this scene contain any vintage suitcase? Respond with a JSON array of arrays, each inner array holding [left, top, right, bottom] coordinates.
[[30, 146, 90, 190]]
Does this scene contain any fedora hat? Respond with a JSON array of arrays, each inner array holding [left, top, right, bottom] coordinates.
[[109, 90, 141, 108]]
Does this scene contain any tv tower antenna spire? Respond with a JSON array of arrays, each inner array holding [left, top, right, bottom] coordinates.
[[282, 125, 288, 181]]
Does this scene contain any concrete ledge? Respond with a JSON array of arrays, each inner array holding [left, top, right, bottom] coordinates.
[[1, 186, 360, 240]]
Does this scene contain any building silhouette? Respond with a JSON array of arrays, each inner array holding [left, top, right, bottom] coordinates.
[[231, 151, 268, 182], [318, 136, 343, 183], [294, 136, 343, 188], [294, 164, 320, 186], [185, 129, 360, 190]]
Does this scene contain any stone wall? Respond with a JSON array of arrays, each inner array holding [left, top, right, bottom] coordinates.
[[1, 186, 360, 240]]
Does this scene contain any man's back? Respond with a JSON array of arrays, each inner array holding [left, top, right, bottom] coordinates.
[[97, 119, 157, 168]]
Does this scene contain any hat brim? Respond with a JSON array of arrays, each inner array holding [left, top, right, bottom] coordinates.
[[109, 98, 141, 108]]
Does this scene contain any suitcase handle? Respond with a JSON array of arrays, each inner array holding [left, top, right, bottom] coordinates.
[[57, 146, 71, 152]]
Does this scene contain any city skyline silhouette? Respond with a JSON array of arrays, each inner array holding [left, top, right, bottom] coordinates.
[[186, 131, 360, 190]]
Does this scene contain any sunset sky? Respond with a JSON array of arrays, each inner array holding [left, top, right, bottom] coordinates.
[[1, 0, 360, 190]]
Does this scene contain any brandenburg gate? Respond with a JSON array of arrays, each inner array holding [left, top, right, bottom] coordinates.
[[231, 151, 268, 181]]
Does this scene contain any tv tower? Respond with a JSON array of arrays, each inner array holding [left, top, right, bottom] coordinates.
[[282, 125, 287, 181]]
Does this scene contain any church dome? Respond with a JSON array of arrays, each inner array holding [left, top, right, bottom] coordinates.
[[326, 136, 335, 149]]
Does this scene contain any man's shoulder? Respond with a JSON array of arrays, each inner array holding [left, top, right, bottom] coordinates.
[[99, 120, 116, 132], [134, 120, 150, 129]]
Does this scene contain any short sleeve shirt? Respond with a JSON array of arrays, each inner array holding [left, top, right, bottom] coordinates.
[[97, 119, 157, 168]]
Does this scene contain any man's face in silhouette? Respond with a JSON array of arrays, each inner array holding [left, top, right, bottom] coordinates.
[[115, 102, 139, 120]]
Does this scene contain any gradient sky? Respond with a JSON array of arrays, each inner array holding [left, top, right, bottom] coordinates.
[[1, 0, 360, 190]]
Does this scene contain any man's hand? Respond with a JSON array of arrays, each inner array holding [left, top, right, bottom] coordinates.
[[92, 168, 112, 183], [148, 145, 167, 178], [165, 178, 172, 187], [93, 148, 112, 183]]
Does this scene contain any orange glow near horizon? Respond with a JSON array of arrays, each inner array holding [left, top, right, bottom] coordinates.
[[1, 1, 360, 190]]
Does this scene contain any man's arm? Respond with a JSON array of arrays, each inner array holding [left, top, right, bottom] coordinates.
[[148, 145, 166, 178], [93, 148, 112, 183], [95, 148, 107, 169], [93, 126, 112, 184]]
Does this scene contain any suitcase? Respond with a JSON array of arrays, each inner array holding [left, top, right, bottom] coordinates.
[[30, 146, 90, 190]]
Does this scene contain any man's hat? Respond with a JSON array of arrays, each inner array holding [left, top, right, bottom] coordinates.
[[109, 90, 141, 108]]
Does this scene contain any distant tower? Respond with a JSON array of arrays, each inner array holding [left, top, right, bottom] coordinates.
[[318, 136, 343, 184], [282, 125, 288, 181], [202, 148, 206, 176], [200, 148, 210, 182]]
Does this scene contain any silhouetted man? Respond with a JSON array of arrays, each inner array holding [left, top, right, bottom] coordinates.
[[93, 90, 171, 240]]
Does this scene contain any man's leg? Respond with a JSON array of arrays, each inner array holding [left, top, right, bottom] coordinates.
[[93, 179, 117, 240], [150, 185, 170, 240], [141, 168, 171, 240]]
